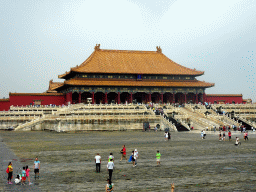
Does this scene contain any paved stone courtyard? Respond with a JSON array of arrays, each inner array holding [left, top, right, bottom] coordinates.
[[1, 130, 256, 191]]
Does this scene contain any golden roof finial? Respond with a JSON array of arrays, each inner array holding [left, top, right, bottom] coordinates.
[[95, 44, 101, 51], [156, 46, 162, 53]]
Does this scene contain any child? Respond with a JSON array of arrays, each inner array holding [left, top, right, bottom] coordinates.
[[108, 153, 114, 162], [26, 165, 32, 185], [156, 150, 161, 166], [21, 167, 26, 185], [14, 174, 21, 185]]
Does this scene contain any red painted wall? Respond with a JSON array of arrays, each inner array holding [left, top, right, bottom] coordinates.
[[10, 95, 65, 106], [0, 93, 66, 111], [0, 100, 11, 111], [206, 95, 243, 104]]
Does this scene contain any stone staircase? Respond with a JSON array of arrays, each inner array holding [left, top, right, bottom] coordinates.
[[15, 116, 45, 131]]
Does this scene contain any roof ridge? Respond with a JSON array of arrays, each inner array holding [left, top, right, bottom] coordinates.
[[99, 49, 158, 53]]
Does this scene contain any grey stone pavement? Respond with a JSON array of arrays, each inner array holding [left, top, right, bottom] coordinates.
[[0, 135, 41, 192]]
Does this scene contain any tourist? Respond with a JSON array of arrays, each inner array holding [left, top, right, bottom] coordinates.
[[222, 132, 225, 141], [201, 130, 204, 139], [154, 126, 157, 132], [26, 165, 32, 185], [203, 130, 206, 139], [168, 132, 171, 140], [107, 159, 114, 182], [165, 132, 169, 141], [14, 174, 21, 185], [244, 132, 249, 141], [108, 153, 114, 162], [171, 183, 175, 192], [33, 157, 40, 179], [7, 162, 13, 184], [120, 145, 127, 162], [105, 178, 114, 191], [95, 153, 101, 173], [131, 151, 136, 167], [219, 131, 222, 141], [228, 131, 232, 141], [134, 149, 139, 166], [235, 137, 241, 146], [21, 166, 26, 185], [156, 150, 161, 166]]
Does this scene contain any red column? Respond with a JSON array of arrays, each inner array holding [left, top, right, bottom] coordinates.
[[67, 92, 72, 105], [184, 93, 187, 104], [78, 92, 81, 103], [196, 93, 198, 104], [149, 93, 151, 102], [105, 92, 108, 104], [92, 92, 95, 104], [130, 92, 133, 103], [118, 92, 120, 104], [161, 93, 163, 104], [173, 93, 175, 103], [65, 93, 69, 105]]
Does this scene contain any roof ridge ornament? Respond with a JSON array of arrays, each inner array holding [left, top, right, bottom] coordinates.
[[156, 46, 162, 53], [95, 44, 100, 51]]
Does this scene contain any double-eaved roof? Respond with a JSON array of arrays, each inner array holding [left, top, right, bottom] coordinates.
[[49, 45, 214, 92], [59, 44, 204, 79]]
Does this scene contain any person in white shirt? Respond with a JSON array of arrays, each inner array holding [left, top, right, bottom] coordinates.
[[134, 149, 139, 166], [95, 153, 101, 173], [107, 159, 114, 182]]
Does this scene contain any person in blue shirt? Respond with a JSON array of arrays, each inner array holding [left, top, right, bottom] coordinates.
[[33, 157, 40, 179]]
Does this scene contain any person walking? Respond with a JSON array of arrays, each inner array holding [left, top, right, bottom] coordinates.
[[156, 150, 161, 166], [107, 159, 114, 182], [222, 132, 226, 141], [95, 153, 101, 173], [120, 145, 127, 162], [165, 132, 168, 141], [33, 157, 40, 179], [244, 131, 249, 141], [201, 130, 204, 139], [131, 151, 136, 167], [7, 162, 13, 184], [228, 131, 232, 141], [108, 153, 114, 162], [219, 131, 222, 141]]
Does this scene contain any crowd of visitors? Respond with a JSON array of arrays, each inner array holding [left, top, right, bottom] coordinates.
[[6, 157, 40, 185]]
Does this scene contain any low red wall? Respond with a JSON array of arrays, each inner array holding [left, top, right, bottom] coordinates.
[[0, 99, 11, 111], [206, 95, 243, 104], [0, 93, 66, 111]]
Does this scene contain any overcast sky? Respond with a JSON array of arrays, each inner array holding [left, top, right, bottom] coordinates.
[[0, 0, 255, 102]]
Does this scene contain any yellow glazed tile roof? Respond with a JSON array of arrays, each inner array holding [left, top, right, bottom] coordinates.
[[59, 45, 204, 78], [63, 78, 214, 88], [47, 80, 64, 93]]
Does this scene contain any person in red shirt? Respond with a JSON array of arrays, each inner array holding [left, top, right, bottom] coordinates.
[[120, 145, 127, 162], [228, 131, 232, 141]]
